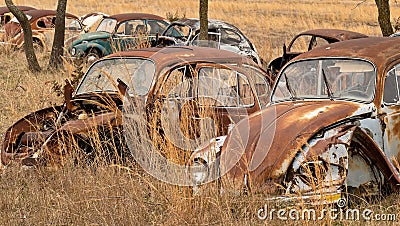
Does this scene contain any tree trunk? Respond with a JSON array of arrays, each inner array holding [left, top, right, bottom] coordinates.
[[375, 0, 394, 36], [48, 0, 67, 70], [199, 0, 208, 45], [5, 0, 41, 73]]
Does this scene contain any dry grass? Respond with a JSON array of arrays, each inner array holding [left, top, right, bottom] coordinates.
[[1, 0, 400, 225]]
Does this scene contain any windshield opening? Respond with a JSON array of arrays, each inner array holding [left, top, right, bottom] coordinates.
[[272, 58, 376, 102], [163, 24, 191, 40], [76, 58, 156, 96], [96, 18, 117, 33]]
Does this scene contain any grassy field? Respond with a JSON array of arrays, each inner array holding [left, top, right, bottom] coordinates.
[[0, 0, 399, 225]]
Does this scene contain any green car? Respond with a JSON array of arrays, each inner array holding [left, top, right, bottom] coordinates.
[[68, 13, 169, 64]]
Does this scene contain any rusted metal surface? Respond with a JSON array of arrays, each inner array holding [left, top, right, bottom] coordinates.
[[0, 6, 36, 27], [292, 29, 368, 43], [2, 46, 272, 167], [0, 9, 81, 51], [222, 101, 361, 185], [191, 37, 400, 203], [0, 6, 36, 16]]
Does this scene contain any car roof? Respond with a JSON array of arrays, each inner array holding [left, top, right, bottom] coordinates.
[[108, 13, 166, 22], [0, 5, 36, 15], [295, 28, 368, 41], [106, 46, 257, 69], [23, 9, 78, 20]]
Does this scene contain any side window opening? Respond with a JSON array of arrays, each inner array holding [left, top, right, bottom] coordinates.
[[384, 66, 400, 104], [161, 65, 195, 99], [289, 35, 313, 52], [197, 67, 254, 107], [246, 67, 270, 108], [117, 20, 146, 36]]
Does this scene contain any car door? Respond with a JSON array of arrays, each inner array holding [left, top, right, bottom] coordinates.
[[195, 64, 260, 135], [381, 63, 400, 166]]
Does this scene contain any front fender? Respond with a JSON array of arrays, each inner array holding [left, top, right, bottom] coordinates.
[[282, 125, 400, 195], [73, 42, 106, 58], [1, 105, 63, 165]]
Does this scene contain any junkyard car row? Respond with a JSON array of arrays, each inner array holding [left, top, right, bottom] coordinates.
[[68, 13, 170, 64], [3, 5, 400, 204], [154, 18, 263, 66]]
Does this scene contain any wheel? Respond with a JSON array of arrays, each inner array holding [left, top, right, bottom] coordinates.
[[32, 39, 44, 53]]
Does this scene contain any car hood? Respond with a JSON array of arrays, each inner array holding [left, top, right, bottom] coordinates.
[[72, 31, 110, 44], [221, 100, 372, 185]]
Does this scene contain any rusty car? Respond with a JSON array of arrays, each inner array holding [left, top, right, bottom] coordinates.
[[0, 9, 82, 52], [1, 46, 272, 167], [0, 5, 35, 28], [0, 5, 36, 40], [153, 18, 263, 66], [190, 37, 400, 204], [67, 13, 169, 65], [266, 29, 368, 80]]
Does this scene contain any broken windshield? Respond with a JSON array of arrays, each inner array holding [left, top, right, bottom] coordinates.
[[163, 23, 191, 40], [272, 58, 375, 102], [76, 58, 155, 96]]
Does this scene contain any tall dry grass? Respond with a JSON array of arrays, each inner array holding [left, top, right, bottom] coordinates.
[[1, 0, 400, 225]]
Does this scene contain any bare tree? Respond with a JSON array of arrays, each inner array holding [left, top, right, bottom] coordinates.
[[199, 0, 208, 44], [375, 0, 394, 36], [5, 0, 41, 72], [48, 0, 67, 70]]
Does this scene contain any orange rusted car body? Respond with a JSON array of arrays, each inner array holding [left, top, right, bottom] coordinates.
[[0, 5, 35, 26], [1, 46, 272, 166], [0, 9, 82, 51], [191, 37, 400, 204]]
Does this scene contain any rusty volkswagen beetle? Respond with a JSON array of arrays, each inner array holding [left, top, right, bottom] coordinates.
[[0, 5, 36, 28], [1, 46, 272, 167], [190, 37, 400, 203], [0, 9, 82, 52], [267, 29, 368, 80]]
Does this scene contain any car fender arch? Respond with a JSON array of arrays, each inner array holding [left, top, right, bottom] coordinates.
[[281, 125, 400, 191], [280, 124, 400, 195], [350, 126, 400, 187], [85, 43, 106, 57]]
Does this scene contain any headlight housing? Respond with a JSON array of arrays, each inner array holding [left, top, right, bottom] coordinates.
[[190, 159, 209, 185], [70, 47, 76, 56]]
